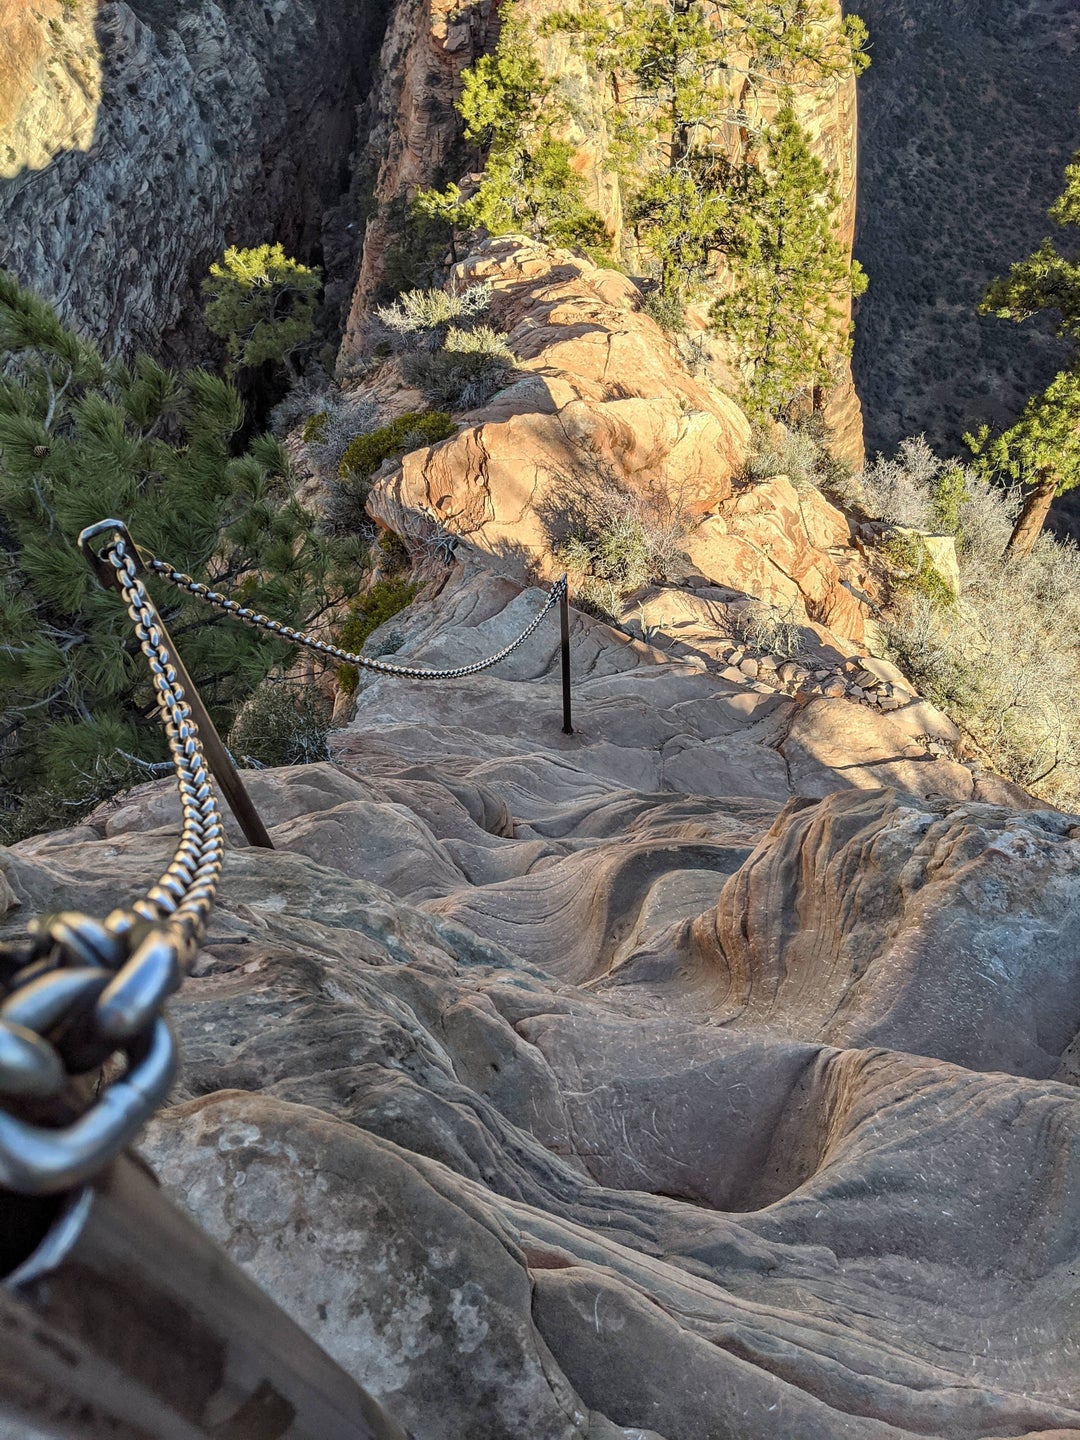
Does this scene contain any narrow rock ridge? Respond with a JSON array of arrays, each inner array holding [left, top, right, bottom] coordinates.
[[339, 0, 864, 462]]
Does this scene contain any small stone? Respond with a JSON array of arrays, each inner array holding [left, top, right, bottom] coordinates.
[[848, 685, 865, 700], [729, 648, 745, 665], [719, 666, 745, 684], [878, 697, 903, 712], [739, 657, 759, 679], [854, 669, 880, 689], [757, 655, 779, 671], [822, 680, 847, 699]]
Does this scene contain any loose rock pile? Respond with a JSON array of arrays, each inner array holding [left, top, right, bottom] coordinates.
[[708, 640, 917, 710]]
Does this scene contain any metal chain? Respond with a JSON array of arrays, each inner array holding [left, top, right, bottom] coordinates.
[[0, 538, 566, 1195], [147, 558, 568, 681], [0, 537, 225, 1195]]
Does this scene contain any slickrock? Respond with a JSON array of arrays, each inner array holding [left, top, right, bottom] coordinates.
[[366, 238, 871, 651], [4, 567, 1077, 1439]]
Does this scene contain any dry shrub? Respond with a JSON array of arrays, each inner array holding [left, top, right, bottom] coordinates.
[[228, 680, 332, 767], [375, 283, 494, 343], [543, 453, 690, 624], [877, 445, 1080, 808], [733, 600, 805, 658], [299, 389, 381, 479]]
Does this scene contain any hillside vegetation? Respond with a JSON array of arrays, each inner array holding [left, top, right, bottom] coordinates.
[[851, 0, 1080, 457]]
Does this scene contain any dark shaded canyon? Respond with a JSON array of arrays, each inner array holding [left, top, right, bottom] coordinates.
[[0, 0, 395, 366]]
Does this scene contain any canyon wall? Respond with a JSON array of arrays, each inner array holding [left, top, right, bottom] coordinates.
[[0, 0, 391, 361], [341, 0, 864, 463]]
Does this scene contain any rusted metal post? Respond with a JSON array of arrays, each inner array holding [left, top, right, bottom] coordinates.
[[0, 1153, 412, 1440], [78, 521, 274, 850], [559, 580, 573, 735]]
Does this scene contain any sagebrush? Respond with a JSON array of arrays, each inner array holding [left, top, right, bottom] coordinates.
[[864, 440, 1080, 808]]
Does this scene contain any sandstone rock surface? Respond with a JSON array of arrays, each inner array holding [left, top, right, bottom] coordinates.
[[3, 566, 1078, 1439], [365, 239, 878, 655]]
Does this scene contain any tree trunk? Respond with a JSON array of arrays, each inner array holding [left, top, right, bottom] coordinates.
[[1006, 475, 1058, 557]]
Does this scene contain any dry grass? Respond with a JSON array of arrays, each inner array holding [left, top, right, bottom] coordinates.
[[867, 440, 1080, 809]]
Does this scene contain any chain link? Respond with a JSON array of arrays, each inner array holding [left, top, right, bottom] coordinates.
[[0, 538, 225, 1195], [0, 538, 567, 1194], [147, 559, 568, 681]]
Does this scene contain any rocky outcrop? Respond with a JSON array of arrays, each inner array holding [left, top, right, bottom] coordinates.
[[365, 238, 871, 650], [340, 0, 865, 461], [0, 0, 390, 359], [366, 237, 749, 558], [3, 569, 1079, 1437]]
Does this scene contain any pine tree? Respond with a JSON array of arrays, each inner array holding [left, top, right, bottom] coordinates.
[[421, 1, 867, 419], [708, 108, 867, 419], [539, 0, 867, 415], [0, 271, 343, 840], [202, 243, 321, 374], [972, 151, 1080, 554], [415, 9, 609, 252], [547, 0, 867, 171], [965, 371, 1080, 556]]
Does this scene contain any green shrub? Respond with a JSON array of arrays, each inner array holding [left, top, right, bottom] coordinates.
[[640, 290, 689, 335], [335, 578, 420, 692], [377, 284, 517, 411], [338, 411, 457, 482], [227, 681, 333, 767], [879, 533, 957, 610], [331, 410, 456, 533], [377, 529, 411, 572], [302, 410, 330, 443], [401, 330, 515, 410]]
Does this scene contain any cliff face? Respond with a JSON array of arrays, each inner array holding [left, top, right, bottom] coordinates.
[[340, 0, 864, 463], [0, 0, 391, 360], [341, 0, 498, 359]]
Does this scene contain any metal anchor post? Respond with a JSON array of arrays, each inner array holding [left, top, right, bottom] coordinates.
[[559, 578, 573, 736], [78, 521, 274, 850]]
